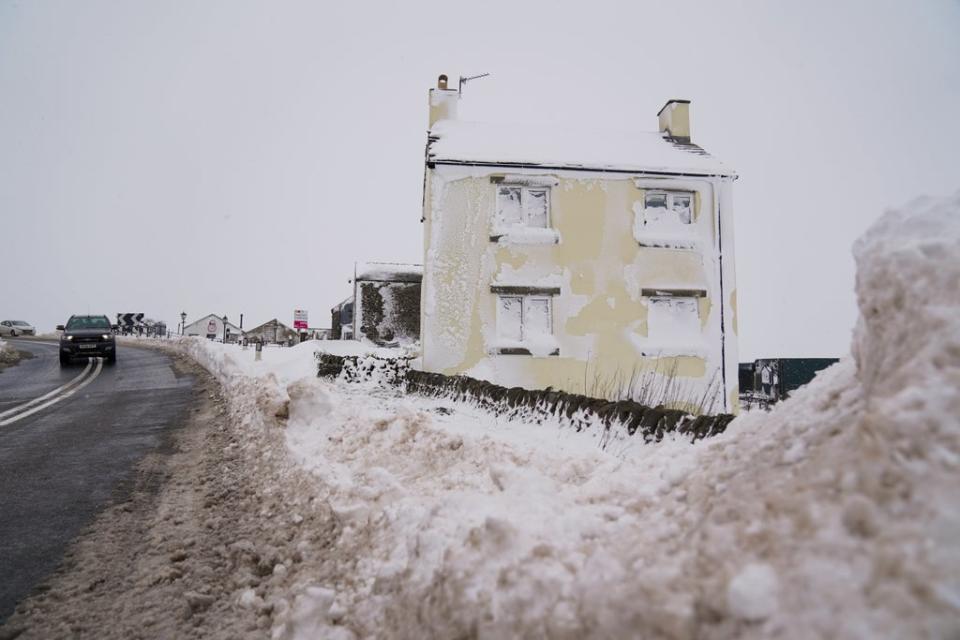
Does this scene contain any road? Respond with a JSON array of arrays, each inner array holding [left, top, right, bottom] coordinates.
[[0, 339, 195, 624]]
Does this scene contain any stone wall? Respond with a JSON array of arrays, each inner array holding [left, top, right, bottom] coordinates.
[[316, 351, 734, 444]]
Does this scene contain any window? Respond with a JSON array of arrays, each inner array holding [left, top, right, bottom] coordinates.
[[496, 294, 556, 355], [496, 186, 550, 229], [646, 296, 700, 343], [644, 190, 693, 225], [66, 316, 111, 330]]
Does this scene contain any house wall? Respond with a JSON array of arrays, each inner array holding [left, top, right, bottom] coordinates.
[[422, 165, 739, 413]]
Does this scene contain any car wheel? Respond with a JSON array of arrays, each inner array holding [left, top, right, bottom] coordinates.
[[59, 353, 69, 366], [106, 353, 116, 365], [9, 330, 17, 338]]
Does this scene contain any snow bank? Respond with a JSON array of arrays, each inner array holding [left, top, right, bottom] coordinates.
[[174, 191, 960, 639], [0, 338, 21, 367]]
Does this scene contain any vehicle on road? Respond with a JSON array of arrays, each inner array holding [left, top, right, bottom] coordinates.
[[57, 315, 116, 365], [0, 320, 36, 337]]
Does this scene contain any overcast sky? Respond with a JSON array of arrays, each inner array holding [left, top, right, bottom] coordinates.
[[1, 0, 958, 359]]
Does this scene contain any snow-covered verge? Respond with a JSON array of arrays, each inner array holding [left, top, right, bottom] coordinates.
[[173, 191, 960, 639], [0, 338, 22, 368]]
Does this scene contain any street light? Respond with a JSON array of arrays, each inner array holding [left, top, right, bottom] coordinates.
[[180, 311, 187, 335], [223, 315, 229, 343]]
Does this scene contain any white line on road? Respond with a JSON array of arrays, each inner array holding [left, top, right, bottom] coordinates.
[[0, 359, 93, 419], [0, 359, 103, 426]]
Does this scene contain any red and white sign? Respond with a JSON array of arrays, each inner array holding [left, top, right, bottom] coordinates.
[[293, 309, 308, 330]]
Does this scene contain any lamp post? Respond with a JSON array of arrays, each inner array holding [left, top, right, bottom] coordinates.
[[180, 312, 186, 335], [223, 315, 229, 343]]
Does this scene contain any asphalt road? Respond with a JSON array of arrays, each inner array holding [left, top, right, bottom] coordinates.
[[0, 339, 195, 623]]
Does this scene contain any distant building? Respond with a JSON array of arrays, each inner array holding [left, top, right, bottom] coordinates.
[[330, 296, 354, 340], [245, 318, 299, 345], [353, 262, 422, 347], [307, 327, 332, 340], [183, 313, 243, 343], [740, 358, 839, 405], [328, 263, 423, 346]]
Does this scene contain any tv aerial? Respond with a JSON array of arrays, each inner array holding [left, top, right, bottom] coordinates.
[[459, 73, 490, 95]]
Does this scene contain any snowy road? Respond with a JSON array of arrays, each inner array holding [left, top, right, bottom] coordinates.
[[0, 340, 195, 623]]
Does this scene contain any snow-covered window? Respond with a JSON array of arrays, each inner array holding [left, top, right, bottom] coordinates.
[[644, 190, 693, 225], [496, 186, 550, 229], [495, 294, 556, 355], [646, 296, 701, 342], [498, 296, 523, 341]]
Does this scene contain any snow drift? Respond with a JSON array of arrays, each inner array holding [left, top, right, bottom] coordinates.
[[176, 191, 960, 639]]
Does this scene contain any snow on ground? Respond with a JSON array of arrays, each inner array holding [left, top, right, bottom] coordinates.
[[0, 338, 22, 368], [174, 190, 960, 639]]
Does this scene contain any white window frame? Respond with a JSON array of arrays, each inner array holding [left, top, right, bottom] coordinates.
[[496, 295, 553, 343], [495, 185, 552, 229], [643, 189, 694, 224]]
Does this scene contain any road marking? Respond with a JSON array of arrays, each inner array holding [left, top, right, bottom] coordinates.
[[0, 359, 103, 426], [0, 359, 94, 419]]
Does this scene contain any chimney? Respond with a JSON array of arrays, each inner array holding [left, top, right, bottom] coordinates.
[[428, 74, 459, 128], [657, 99, 691, 142]]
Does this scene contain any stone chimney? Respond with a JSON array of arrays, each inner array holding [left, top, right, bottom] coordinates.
[[428, 74, 459, 128], [658, 99, 691, 142]]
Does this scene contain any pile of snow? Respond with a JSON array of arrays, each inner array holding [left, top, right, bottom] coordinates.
[[175, 191, 960, 638], [0, 338, 20, 366]]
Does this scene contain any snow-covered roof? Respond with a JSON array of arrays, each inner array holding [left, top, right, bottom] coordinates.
[[246, 318, 295, 334], [183, 313, 243, 333], [427, 120, 733, 177], [355, 262, 423, 283]]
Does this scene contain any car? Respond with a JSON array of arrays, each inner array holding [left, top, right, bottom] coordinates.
[[57, 315, 116, 365], [0, 320, 36, 337]]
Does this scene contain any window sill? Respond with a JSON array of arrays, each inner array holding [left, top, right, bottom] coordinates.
[[637, 345, 708, 358], [491, 347, 560, 356], [490, 227, 560, 245], [636, 236, 698, 251]]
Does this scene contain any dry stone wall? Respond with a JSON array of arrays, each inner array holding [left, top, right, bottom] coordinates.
[[316, 352, 734, 444]]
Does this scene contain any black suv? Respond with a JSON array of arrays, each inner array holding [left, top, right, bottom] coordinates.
[[57, 315, 117, 365]]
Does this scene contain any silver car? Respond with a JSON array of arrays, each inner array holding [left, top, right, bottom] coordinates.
[[0, 320, 36, 337]]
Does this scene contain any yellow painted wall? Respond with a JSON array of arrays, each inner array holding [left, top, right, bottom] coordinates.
[[423, 168, 732, 413]]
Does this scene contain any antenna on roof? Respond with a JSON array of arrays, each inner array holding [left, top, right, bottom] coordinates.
[[459, 72, 490, 95]]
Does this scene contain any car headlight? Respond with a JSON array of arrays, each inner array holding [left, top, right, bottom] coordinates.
[[102, 334, 110, 340], [65, 335, 73, 341]]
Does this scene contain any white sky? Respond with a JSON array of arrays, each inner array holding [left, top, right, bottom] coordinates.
[[1, 0, 958, 360]]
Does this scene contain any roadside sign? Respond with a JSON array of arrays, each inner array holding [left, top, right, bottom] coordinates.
[[294, 309, 308, 330]]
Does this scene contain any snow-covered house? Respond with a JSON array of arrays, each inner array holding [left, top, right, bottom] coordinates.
[[421, 75, 739, 413], [330, 296, 354, 340], [183, 313, 243, 343], [244, 318, 299, 345]]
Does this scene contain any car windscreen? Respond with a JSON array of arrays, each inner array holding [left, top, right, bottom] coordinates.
[[66, 317, 110, 330], [13, 321, 30, 326]]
